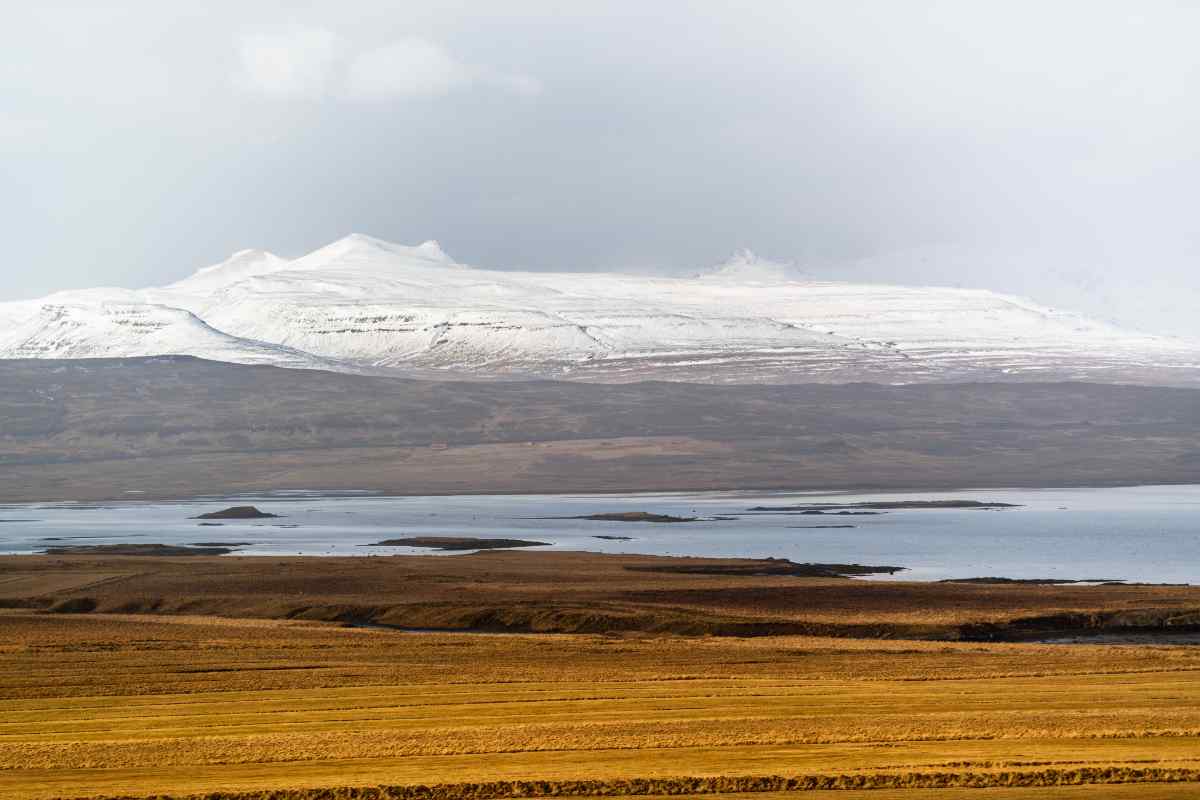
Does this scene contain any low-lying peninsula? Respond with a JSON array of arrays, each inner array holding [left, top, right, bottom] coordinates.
[[547, 511, 697, 523], [365, 536, 550, 551], [748, 499, 1019, 512], [42, 543, 237, 556]]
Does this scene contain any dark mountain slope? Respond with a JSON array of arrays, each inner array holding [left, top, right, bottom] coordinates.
[[1, 357, 1198, 501]]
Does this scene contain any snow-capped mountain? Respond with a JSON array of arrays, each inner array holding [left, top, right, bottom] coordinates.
[[2, 233, 1198, 386]]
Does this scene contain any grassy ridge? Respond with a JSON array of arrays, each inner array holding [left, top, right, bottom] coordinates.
[[6, 553, 1200, 640]]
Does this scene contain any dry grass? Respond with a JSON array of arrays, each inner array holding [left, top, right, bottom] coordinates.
[[3, 612, 1200, 799]]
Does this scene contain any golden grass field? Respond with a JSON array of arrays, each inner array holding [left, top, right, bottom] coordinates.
[[3, 554, 1200, 798], [4, 616, 1200, 798]]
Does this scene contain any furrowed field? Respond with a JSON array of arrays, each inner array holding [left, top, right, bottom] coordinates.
[[4, 608, 1200, 799]]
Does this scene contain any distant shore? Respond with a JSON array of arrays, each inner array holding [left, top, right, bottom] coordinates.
[[4, 478, 1200, 507]]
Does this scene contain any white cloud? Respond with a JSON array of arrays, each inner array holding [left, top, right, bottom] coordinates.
[[346, 38, 541, 101], [346, 39, 471, 99], [233, 29, 539, 103], [236, 28, 341, 98]]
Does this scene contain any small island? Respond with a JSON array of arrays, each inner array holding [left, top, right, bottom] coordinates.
[[192, 506, 280, 520], [789, 524, 857, 529], [43, 543, 237, 556], [625, 557, 903, 578], [553, 511, 697, 523], [748, 500, 1019, 512], [364, 536, 550, 551]]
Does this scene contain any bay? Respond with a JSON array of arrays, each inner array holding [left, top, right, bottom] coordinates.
[[2, 485, 1198, 583]]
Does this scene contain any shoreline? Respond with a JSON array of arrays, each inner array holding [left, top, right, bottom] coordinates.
[[3, 480, 1198, 509]]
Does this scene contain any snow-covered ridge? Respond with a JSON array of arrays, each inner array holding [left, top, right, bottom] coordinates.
[[2, 233, 1198, 386], [0, 302, 336, 371]]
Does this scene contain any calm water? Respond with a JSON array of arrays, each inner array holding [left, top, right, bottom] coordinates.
[[2, 485, 1199, 583]]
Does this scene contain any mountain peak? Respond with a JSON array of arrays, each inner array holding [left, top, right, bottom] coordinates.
[[697, 249, 800, 283], [413, 239, 452, 263], [331, 232, 399, 251], [167, 249, 287, 292], [293, 233, 461, 271]]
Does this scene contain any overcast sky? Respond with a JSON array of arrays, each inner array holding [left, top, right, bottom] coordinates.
[[3, 2, 1199, 335]]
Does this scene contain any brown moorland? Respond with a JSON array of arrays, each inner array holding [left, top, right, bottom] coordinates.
[[3, 551, 1200, 639]]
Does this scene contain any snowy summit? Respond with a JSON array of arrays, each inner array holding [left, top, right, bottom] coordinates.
[[1, 233, 1198, 386]]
